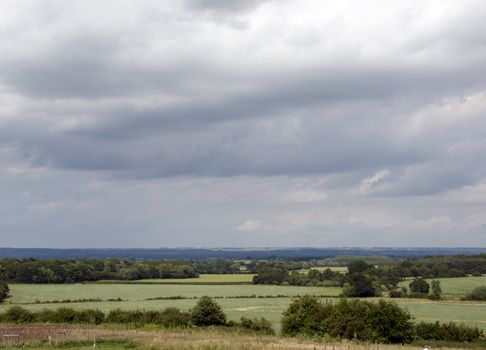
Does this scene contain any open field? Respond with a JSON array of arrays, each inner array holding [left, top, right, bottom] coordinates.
[[3, 284, 486, 331], [399, 276, 486, 297], [133, 274, 255, 284], [5, 284, 340, 304]]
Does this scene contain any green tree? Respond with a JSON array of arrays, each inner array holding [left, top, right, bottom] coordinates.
[[191, 296, 226, 326], [0, 281, 9, 303], [409, 278, 430, 294], [431, 280, 442, 299], [343, 273, 378, 297]]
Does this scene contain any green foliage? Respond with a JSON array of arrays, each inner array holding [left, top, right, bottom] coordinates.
[[415, 321, 482, 342], [252, 263, 288, 285], [240, 317, 275, 335], [0, 305, 34, 323], [281, 295, 331, 337], [0, 280, 9, 303], [191, 296, 227, 326], [342, 273, 379, 297], [464, 285, 486, 301], [281, 296, 413, 343], [409, 278, 430, 294], [431, 280, 442, 299]]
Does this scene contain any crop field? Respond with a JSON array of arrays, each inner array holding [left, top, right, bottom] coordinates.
[[399, 276, 486, 296], [297, 266, 348, 273]]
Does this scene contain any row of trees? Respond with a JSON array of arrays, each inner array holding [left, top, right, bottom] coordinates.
[[0, 258, 245, 283]]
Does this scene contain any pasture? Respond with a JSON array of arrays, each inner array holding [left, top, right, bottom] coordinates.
[[3, 283, 486, 330], [134, 273, 255, 284], [399, 276, 486, 297]]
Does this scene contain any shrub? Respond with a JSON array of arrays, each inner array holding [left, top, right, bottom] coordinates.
[[464, 286, 486, 301], [281, 296, 413, 343], [159, 307, 191, 327], [281, 295, 331, 337], [191, 296, 226, 326], [0, 306, 34, 323], [415, 321, 482, 342], [240, 317, 275, 335]]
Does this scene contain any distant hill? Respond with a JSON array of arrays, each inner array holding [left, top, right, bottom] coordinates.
[[1, 247, 485, 260]]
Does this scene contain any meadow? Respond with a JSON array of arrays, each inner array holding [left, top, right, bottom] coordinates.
[[3, 281, 486, 331], [399, 276, 486, 297]]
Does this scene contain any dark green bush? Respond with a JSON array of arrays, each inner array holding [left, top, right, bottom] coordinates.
[[415, 321, 482, 342], [191, 296, 227, 326], [0, 306, 34, 323], [281, 296, 413, 343], [240, 317, 275, 335], [158, 307, 191, 327], [464, 286, 486, 301], [281, 295, 331, 337]]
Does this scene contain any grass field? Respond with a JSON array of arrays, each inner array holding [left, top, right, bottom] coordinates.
[[134, 273, 255, 284], [3, 284, 486, 331], [399, 276, 486, 296]]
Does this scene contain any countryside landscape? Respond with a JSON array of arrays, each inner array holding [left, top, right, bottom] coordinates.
[[2, 0, 486, 349], [1, 249, 486, 349]]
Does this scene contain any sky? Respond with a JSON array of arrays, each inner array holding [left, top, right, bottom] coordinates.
[[0, 0, 486, 248]]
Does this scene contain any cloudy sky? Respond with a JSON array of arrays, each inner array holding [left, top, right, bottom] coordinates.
[[1, 0, 486, 248]]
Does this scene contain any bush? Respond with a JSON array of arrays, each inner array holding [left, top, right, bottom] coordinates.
[[415, 321, 482, 342], [0, 306, 34, 323], [281, 295, 331, 337], [240, 317, 275, 335], [464, 286, 486, 301], [191, 296, 226, 326], [281, 296, 413, 343], [159, 307, 191, 327]]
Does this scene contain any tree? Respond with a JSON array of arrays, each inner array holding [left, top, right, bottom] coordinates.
[[0, 281, 9, 303], [191, 296, 226, 326], [343, 273, 378, 297], [431, 280, 442, 299], [348, 260, 371, 274], [409, 278, 430, 294]]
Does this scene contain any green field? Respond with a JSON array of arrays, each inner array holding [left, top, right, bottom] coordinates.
[[3, 283, 486, 330], [134, 273, 255, 284], [399, 276, 486, 296]]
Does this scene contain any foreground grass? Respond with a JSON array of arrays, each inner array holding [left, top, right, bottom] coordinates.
[[0, 326, 481, 350]]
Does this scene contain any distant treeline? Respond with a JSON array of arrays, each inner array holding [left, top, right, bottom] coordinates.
[[2, 253, 486, 284], [252, 254, 486, 291], [2, 247, 485, 260], [0, 258, 241, 283]]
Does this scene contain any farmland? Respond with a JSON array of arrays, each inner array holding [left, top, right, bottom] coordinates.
[[3, 279, 486, 331], [400, 276, 486, 297]]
